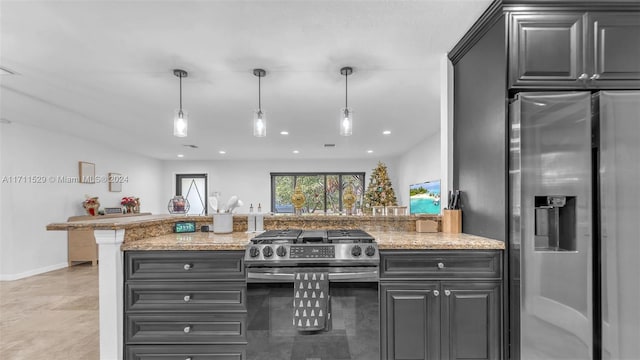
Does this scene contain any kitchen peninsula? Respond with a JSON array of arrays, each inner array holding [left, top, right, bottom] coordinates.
[[47, 214, 504, 359]]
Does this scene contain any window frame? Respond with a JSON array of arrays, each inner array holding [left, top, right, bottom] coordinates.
[[176, 173, 208, 215], [270, 172, 365, 214]]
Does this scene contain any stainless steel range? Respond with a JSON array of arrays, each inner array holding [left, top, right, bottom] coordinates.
[[244, 229, 380, 360], [245, 229, 379, 268]]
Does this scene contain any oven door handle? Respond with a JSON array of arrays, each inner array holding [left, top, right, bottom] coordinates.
[[247, 272, 296, 281], [328, 271, 379, 281], [246, 270, 379, 282]]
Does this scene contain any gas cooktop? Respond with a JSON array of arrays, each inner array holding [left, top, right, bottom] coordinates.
[[245, 229, 379, 266], [249, 229, 375, 244]]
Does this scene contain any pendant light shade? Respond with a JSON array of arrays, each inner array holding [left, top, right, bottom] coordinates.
[[253, 68, 267, 137], [173, 69, 188, 138], [340, 67, 353, 136]]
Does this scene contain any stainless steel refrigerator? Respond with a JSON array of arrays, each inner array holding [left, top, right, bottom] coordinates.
[[509, 91, 640, 359]]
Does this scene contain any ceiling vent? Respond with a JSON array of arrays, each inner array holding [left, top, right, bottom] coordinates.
[[324, 144, 336, 148], [183, 144, 198, 149]]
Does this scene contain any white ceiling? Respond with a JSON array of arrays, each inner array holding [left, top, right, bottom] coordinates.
[[1, 0, 491, 160]]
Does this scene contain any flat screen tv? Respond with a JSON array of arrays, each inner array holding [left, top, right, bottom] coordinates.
[[410, 180, 441, 215]]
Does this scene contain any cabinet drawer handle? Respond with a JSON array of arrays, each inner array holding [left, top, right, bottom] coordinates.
[[183, 325, 191, 333], [437, 262, 445, 269], [578, 73, 588, 81], [433, 290, 440, 297], [183, 295, 191, 302], [444, 289, 451, 296], [183, 263, 192, 270], [590, 73, 600, 80]]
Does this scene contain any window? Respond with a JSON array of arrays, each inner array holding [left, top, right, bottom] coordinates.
[[271, 172, 365, 214]]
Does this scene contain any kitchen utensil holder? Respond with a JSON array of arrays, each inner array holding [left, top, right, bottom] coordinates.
[[442, 210, 462, 233], [213, 213, 233, 233]]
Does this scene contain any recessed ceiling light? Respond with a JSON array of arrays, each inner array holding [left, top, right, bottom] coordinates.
[[177, 154, 184, 158], [293, 150, 300, 154], [219, 150, 226, 154], [280, 131, 289, 135], [367, 150, 374, 153], [383, 130, 391, 135]]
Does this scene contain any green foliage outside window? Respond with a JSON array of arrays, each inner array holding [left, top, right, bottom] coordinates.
[[271, 173, 365, 214]]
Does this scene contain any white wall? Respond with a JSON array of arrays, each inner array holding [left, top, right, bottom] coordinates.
[[161, 157, 400, 213], [392, 132, 441, 206], [0, 122, 6, 278], [0, 122, 164, 280]]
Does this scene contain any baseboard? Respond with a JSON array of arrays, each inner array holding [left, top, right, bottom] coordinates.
[[0, 262, 68, 281]]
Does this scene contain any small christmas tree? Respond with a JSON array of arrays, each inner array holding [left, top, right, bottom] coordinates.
[[364, 161, 398, 210]]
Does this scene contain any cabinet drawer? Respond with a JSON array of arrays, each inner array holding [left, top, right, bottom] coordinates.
[[126, 251, 245, 281], [126, 313, 246, 344], [380, 250, 502, 280], [125, 344, 246, 360], [126, 282, 246, 312]]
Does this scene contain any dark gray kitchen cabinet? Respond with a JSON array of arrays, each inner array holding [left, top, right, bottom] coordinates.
[[589, 13, 640, 87], [509, 11, 640, 89], [124, 251, 247, 360], [380, 250, 503, 360], [440, 282, 502, 360], [381, 282, 441, 360], [126, 344, 246, 360]]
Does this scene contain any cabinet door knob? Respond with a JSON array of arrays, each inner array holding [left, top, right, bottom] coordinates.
[[590, 73, 600, 80], [444, 289, 451, 296], [183, 325, 191, 333], [183, 295, 191, 302], [183, 263, 192, 270], [433, 290, 440, 297], [578, 73, 589, 81], [437, 262, 445, 269]]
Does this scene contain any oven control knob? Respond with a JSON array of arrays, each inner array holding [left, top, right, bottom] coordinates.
[[249, 246, 260, 258], [276, 246, 287, 257], [351, 245, 362, 257], [365, 245, 376, 257], [262, 246, 274, 257]]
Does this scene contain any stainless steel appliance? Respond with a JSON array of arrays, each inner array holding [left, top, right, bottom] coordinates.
[[244, 229, 380, 360], [509, 91, 640, 359]]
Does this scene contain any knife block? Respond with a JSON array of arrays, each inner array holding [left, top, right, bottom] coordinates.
[[442, 210, 462, 233]]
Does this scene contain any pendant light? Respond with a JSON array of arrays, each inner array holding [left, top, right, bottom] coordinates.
[[340, 66, 353, 136], [173, 69, 188, 137], [253, 68, 267, 137]]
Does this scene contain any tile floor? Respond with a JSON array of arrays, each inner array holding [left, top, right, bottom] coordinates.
[[0, 264, 99, 360]]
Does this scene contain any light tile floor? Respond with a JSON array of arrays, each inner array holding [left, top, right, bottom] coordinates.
[[0, 264, 99, 360]]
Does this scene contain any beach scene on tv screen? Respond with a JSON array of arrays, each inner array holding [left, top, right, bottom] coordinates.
[[410, 180, 441, 214]]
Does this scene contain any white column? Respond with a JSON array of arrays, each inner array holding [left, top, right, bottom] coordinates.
[[440, 54, 454, 212], [94, 229, 125, 360]]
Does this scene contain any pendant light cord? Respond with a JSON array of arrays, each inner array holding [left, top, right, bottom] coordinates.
[[179, 73, 183, 114], [345, 72, 348, 108], [258, 74, 262, 112]]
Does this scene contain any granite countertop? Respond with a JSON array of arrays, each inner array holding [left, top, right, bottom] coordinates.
[[47, 213, 438, 231], [121, 230, 504, 251], [47, 214, 197, 230], [122, 231, 252, 251], [370, 231, 505, 250]]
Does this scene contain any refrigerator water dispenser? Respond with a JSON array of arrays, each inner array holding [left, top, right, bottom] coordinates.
[[534, 196, 576, 251]]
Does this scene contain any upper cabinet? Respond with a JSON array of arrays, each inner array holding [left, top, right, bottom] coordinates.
[[509, 11, 640, 89]]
